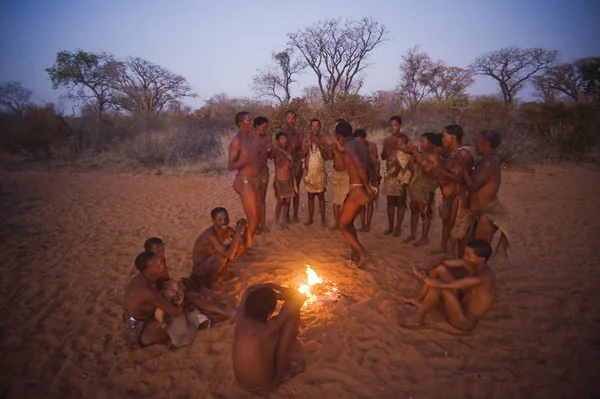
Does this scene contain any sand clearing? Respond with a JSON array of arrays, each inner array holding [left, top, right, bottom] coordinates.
[[1, 163, 599, 398]]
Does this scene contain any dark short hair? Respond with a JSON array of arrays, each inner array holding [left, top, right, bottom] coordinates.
[[353, 129, 366, 138], [144, 237, 164, 252], [244, 287, 278, 321], [275, 131, 287, 141], [310, 118, 321, 127], [211, 207, 228, 219], [335, 121, 353, 138], [397, 133, 409, 144], [389, 115, 402, 125], [444, 124, 464, 143], [335, 118, 346, 125], [467, 239, 493, 262], [235, 111, 250, 127], [479, 130, 501, 149], [253, 116, 268, 128], [284, 110, 296, 117], [427, 133, 443, 147], [134, 251, 156, 272]]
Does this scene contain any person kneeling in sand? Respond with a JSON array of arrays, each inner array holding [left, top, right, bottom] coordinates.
[[190, 207, 248, 290], [399, 239, 497, 331], [233, 284, 305, 397], [123, 251, 184, 348]]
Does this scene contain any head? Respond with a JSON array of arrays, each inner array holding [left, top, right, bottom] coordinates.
[[253, 116, 269, 135], [420, 133, 438, 152], [334, 118, 346, 128], [389, 115, 402, 136], [309, 119, 321, 136], [442, 124, 464, 147], [463, 239, 493, 266], [144, 237, 165, 258], [335, 121, 353, 145], [244, 287, 278, 322], [475, 130, 501, 155], [353, 129, 367, 143], [284, 110, 296, 126], [397, 133, 409, 146], [235, 111, 253, 133], [134, 251, 163, 281], [158, 278, 179, 300], [275, 131, 288, 147], [211, 207, 229, 231], [433, 133, 445, 156]]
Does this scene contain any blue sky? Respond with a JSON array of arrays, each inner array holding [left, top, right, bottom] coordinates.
[[1, 0, 599, 111]]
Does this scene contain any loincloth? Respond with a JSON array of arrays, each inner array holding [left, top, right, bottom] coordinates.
[[451, 212, 476, 240], [273, 177, 296, 200], [166, 308, 211, 348], [438, 194, 458, 222], [408, 172, 437, 204], [292, 161, 303, 184], [304, 169, 327, 194], [258, 168, 270, 187], [329, 169, 350, 205], [474, 198, 511, 263], [382, 174, 407, 197], [233, 173, 259, 194], [123, 316, 146, 348]]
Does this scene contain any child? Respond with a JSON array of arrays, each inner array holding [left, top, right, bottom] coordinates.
[[154, 278, 185, 329], [233, 284, 305, 396], [272, 132, 296, 230], [144, 237, 169, 280]]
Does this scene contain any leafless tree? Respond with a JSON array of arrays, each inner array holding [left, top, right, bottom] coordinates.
[[252, 49, 305, 105], [0, 81, 33, 116], [427, 65, 474, 101], [287, 17, 388, 107], [470, 46, 559, 104], [532, 61, 585, 102], [398, 47, 436, 116], [111, 57, 196, 113], [46, 50, 118, 115]]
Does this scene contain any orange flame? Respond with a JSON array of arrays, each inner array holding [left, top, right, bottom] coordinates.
[[298, 265, 323, 304]]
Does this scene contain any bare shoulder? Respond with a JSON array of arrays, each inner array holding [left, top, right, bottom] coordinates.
[[458, 147, 474, 161]]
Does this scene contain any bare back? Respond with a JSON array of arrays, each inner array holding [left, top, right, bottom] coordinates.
[[344, 140, 370, 185], [469, 156, 501, 211]]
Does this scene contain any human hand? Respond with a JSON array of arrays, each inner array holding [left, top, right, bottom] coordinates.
[[412, 265, 428, 280], [365, 185, 374, 196]]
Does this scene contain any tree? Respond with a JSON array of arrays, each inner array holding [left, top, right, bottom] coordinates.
[[427, 65, 474, 101], [470, 47, 559, 104], [287, 17, 388, 107], [46, 50, 118, 115], [579, 57, 600, 102], [0, 81, 33, 116], [532, 61, 585, 102], [111, 57, 196, 113], [398, 47, 435, 116], [252, 49, 305, 105], [531, 75, 561, 102]]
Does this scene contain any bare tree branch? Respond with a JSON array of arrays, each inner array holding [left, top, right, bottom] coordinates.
[[470, 46, 559, 104], [0, 81, 33, 116], [287, 17, 388, 106], [251, 49, 305, 105], [398, 46, 435, 116]]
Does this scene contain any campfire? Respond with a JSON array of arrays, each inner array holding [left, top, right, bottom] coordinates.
[[297, 265, 342, 306]]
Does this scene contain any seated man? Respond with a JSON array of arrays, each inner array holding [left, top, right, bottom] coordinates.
[[399, 239, 497, 331], [123, 251, 184, 348], [190, 207, 247, 290], [144, 237, 169, 280], [233, 284, 305, 396]]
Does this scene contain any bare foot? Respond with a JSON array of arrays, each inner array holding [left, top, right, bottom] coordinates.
[[401, 297, 422, 308], [304, 220, 313, 227], [278, 222, 289, 230], [321, 220, 328, 228], [403, 235, 416, 243], [281, 361, 305, 383], [393, 229, 402, 237], [383, 228, 394, 235], [358, 224, 366, 232], [286, 215, 291, 224], [413, 238, 429, 247], [255, 229, 263, 236], [363, 225, 371, 233], [398, 314, 423, 327], [292, 216, 300, 224], [262, 226, 271, 233], [356, 253, 375, 270], [330, 224, 338, 231]]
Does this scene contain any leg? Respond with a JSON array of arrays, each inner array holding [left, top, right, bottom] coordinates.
[[414, 201, 431, 247], [438, 290, 477, 331], [402, 264, 456, 307], [317, 192, 327, 227], [394, 189, 407, 237], [474, 215, 498, 244], [405, 199, 419, 243], [192, 254, 229, 289], [331, 204, 341, 230], [186, 292, 236, 319], [384, 196, 397, 234], [338, 192, 369, 266], [259, 184, 268, 232], [238, 184, 260, 250], [358, 206, 366, 232], [139, 318, 170, 347], [365, 200, 374, 232], [304, 192, 315, 226], [280, 199, 290, 229], [292, 175, 301, 222], [275, 199, 282, 227]]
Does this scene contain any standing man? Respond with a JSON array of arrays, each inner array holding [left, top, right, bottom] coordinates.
[[301, 119, 329, 227], [228, 111, 260, 254], [336, 121, 374, 268], [328, 119, 349, 230], [460, 130, 511, 262], [253, 116, 273, 234], [353, 129, 381, 233], [282, 110, 303, 224], [381, 115, 412, 236]]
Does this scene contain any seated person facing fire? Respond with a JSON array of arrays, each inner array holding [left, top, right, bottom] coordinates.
[[188, 207, 248, 290], [399, 239, 497, 331], [233, 283, 306, 397]]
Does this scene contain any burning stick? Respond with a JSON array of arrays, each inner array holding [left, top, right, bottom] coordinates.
[[297, 265, 343, 306]]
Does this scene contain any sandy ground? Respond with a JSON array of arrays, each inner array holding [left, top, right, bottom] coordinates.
[[1, 163, 599, 399]]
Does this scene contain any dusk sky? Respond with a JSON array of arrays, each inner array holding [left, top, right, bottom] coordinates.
[[1, 0, 599, 111]]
